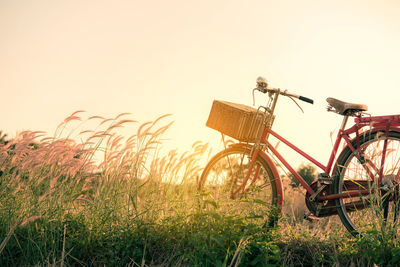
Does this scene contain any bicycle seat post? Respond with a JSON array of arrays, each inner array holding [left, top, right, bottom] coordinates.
[[340, 115, 349, 131]]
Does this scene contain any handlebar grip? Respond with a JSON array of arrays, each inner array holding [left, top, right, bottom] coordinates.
[[299, 96, 314, 104]]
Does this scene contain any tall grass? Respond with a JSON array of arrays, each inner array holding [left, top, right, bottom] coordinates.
[[0, 111, 399, 266], [0, 111, 226, 265]]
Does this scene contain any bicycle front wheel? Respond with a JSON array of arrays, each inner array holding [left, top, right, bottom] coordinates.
[[333, 131, 400, 236], [199, 145, 279, 227]]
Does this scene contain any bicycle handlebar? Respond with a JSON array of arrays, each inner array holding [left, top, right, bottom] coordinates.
[[299, 96, 314, 104], [254, 86, 314, 104]]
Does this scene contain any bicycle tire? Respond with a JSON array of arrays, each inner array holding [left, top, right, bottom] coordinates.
[[333, 130, 400, 236], [198, 145, 279, 227]]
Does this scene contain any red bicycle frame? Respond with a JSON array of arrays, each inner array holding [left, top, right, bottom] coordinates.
[[234, 113, 400, 204]]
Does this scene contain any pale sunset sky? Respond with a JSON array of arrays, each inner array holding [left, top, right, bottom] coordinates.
[[1, 0, 400, 168]]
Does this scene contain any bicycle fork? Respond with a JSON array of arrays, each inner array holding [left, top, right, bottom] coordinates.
[[232, 148, 262, 196]]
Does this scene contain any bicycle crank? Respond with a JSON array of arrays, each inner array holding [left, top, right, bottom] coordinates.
[[305, 181, 337, 217]]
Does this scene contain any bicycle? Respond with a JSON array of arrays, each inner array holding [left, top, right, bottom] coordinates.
[[199, 76, 400, 237]]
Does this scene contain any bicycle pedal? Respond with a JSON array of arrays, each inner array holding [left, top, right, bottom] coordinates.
[[303, 212, 320, 222]]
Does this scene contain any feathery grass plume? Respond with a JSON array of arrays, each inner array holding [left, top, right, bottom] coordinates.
[[64, 116, 82, 124], [0, 213, 23, 257], [137, 121, 153, 139], [78, 130, 95, 135], [0, 112, 221, 265], [55, 110, 86, 137], [88, 115, 105, 120], [114, 112, 132, 120], [19, 215, 42, 227], [99, 118, 114, 126]]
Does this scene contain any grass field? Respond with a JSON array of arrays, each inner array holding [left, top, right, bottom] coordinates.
[[0, 112, 400, 266]]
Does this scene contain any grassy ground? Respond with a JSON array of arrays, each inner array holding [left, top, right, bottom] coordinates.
[[1, 113, 400, 266]]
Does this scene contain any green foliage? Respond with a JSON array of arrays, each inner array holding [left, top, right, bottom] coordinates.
[[289, 163, 317, 188], [0, 131, 8, 145], [343, 232, 400, 266]]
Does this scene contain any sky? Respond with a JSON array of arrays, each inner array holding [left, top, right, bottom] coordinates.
[[1, 0, 400, 170]]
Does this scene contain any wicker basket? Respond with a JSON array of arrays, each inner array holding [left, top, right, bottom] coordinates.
[[206, 100, 273, 143]]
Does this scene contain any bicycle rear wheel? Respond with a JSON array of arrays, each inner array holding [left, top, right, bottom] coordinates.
[[333, 131, 400, 236], [198, 145, 279, 227]]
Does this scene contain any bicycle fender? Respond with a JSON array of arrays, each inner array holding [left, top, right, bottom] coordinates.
[[334, 128, 400, 174], [228, 143, 284, 212], [260, 151, 284, 213], [369, 126, 400, 134]]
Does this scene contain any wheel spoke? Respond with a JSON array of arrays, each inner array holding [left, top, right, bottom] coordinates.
[[199, 146, 278, 227], [334, 131, 400, 236]]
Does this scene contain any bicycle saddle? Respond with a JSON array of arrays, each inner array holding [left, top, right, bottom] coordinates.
[[326, 97, 368, 116]]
